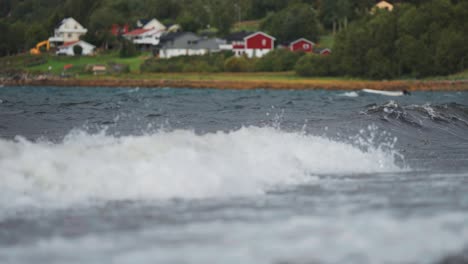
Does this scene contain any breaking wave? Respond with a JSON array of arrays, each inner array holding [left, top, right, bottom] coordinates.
[[363, 101, 468, 127], [0, 127, 402, 208]]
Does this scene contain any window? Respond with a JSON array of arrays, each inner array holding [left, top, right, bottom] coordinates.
[[303, 44, 310, 49], [262, 39, 267, 46], [68, 34, 72, 38]]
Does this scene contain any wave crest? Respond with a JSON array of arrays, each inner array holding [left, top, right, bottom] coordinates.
[[0, 127, 402, 207], [363, 101, 468, 127]]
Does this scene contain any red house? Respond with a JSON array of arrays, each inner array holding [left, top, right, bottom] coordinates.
[[320, 48, 332, 56], [289, 38, 315, 53], [225, 31, 276, 58]]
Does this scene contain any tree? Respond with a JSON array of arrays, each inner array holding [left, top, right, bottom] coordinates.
[[0, 21, 10, 56], [25, 24, 48, 50], [249, 0, 288, 19], [8, 22, 27, 54], [63, 0, 101, 24], [260, 3, 321, 43], [145, 0, 182, 20], [87, 7, 122, 49], [0, 0, 12, 18], [177, 12, 203, 33], [434, 28, 466, 75], [320, 0, 354, 34], [209, 0, 236, 36], [120, 39, 139, 58]]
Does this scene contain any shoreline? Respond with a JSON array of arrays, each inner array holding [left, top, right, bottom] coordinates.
[[2, 76, 468, 91]]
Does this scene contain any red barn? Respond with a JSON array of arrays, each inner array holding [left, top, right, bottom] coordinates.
[[225, 31, 276, 58], [245, 32, 274, 49], [289, 38, 315, 53]]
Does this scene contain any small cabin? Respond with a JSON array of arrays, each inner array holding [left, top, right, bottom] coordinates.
[[289, 38, 315, 53]]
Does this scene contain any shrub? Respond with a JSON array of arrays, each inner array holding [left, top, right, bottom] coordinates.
[[140, 52, 227, 73], [295, 54, 334, 77], [224, 56, 253, 72], [255, 49, 305, 72]]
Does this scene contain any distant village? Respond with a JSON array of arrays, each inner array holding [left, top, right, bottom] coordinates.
[[32, 16, 331, 59], [28, 1, 398, 60]]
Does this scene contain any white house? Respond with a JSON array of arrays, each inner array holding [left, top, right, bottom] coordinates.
[[124, 18, 169, 49], [49, 18, 88, 46], [124, 28, 164, 48], [142, 18, 167, 31], [56, 40, 95, 56]]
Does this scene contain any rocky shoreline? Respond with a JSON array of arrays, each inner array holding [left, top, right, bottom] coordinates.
[[1, 74, 468, 91]]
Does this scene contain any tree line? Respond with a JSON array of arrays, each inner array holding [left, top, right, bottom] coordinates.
[[297, 0, 468, 79]]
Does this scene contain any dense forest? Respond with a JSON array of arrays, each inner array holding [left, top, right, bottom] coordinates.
[[296, 0, 468, 78], [1, 0, 467, 79]]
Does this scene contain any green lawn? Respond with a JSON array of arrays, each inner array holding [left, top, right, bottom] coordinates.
[[23, 52, 151, 74]]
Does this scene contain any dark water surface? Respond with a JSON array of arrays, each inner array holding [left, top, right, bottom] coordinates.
[[0, 86, 467, 264]]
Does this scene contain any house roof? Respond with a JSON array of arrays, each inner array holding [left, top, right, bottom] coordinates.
[[244, 31, 276, 41], [375, 1, 394, 10], [314, 48, 332, 54], [225, 31, 252, 42], [160, 32, 197, 42], [290, 38, 315, 47], [56, 17, 84, 29], [59, 41, 80, 48], [124, 28, 153, 36], [159, 32, 223, 50], [143, 18, 166, 30]]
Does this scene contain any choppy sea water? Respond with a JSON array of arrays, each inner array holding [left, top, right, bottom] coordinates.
[[0, 86, 468, 264]]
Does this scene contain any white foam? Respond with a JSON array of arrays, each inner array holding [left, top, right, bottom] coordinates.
[[0, 127, 402, 208], [339, 91, 359, 98], [2, 213, 467, 264]]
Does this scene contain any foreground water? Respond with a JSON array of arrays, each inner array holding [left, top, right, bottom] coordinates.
[[0, 86, 467, 264]]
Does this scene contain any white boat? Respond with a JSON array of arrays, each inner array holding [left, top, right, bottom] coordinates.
[[362, 88, 409, 96]]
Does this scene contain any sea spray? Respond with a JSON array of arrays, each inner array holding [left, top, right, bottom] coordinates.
[[0, 127, 403, 208]]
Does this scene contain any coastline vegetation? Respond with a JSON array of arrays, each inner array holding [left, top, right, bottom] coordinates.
[[0, 0, 467, 84]]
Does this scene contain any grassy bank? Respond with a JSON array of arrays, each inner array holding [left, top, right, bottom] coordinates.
[[77, 71, 358, 83], [1, 53, 467, 91], [0, 52, 151, 74]]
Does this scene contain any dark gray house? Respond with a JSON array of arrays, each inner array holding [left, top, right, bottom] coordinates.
[[158, 32, 226, 58]]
